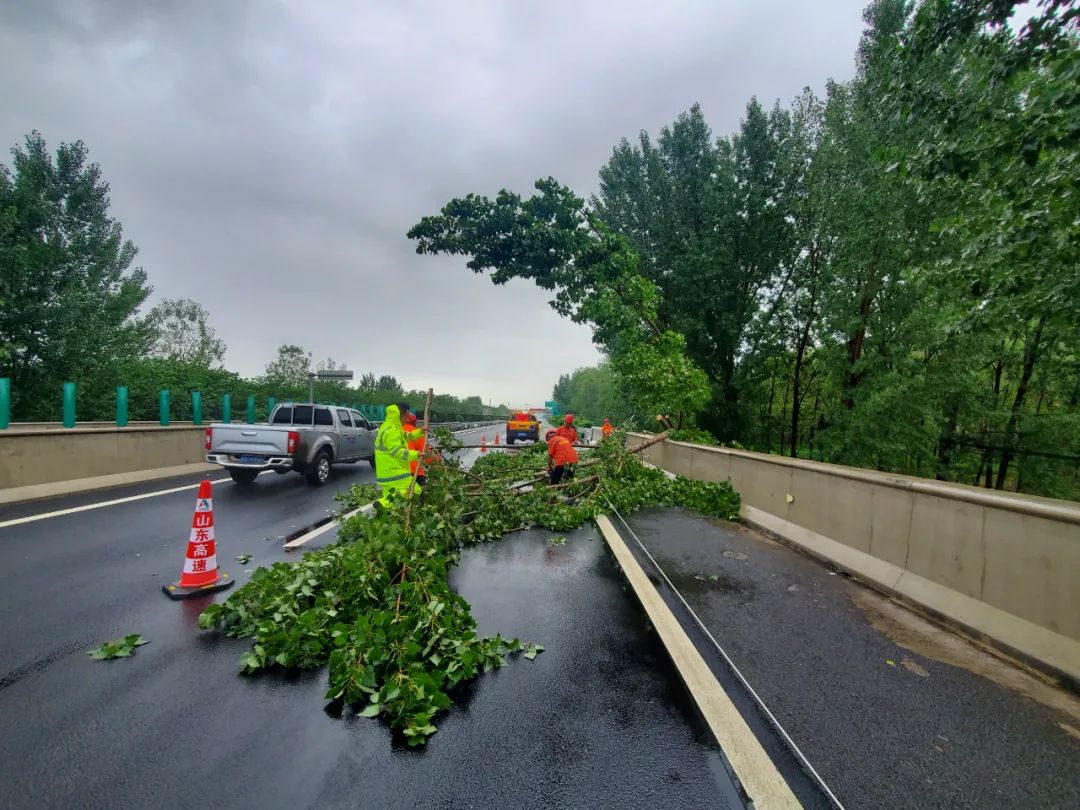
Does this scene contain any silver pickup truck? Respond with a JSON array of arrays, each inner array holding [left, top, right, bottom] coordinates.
[[205, 403, 378, 486]]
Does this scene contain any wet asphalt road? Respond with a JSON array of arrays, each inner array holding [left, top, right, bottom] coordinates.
[[615, 507, 1080, 810], [0, 428, 743, 809]]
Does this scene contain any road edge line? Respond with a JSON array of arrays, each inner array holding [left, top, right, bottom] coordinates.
[[595, 514, 802, 809], [0, 462, 220, 507]]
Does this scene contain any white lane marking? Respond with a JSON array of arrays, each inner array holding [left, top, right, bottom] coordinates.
[[0, 472, 272, 530], [1, 424, 499, 531], [283, 502, 374, 550]]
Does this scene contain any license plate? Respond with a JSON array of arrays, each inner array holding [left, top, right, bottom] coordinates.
[[237, 455, 263, 464]]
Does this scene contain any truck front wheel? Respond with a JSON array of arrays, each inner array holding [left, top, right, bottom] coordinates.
[[306, 450, 333, 486], [229, 468, 259, 484]]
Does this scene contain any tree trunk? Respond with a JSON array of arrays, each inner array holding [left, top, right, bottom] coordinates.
[[842, 255, 880, 410], [995, 318, 1045, 490], [935, 401, 960, 481], [790, 325, 811, 458]]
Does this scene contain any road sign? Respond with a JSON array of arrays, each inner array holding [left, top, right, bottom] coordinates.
[[307, 369, 354, 402]]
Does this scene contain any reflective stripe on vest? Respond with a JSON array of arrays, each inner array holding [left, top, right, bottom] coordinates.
[[376, 472, 413, 484]]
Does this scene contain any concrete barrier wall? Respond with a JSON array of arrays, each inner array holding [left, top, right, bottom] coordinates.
[[627, 433, 1080, 682], [0, 426, 206, 489]]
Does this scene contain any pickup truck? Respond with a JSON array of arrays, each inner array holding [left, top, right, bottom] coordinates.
[[505, 411, 540, 445], [205, 403, 377, 486]]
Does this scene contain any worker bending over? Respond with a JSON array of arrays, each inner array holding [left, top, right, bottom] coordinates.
[[402, 411, 428, 487], [546, 428, 578, 485], [374, 404, 421, 505], [554, 413, 578, 445]]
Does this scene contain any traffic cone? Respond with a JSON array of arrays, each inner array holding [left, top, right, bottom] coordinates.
[[162, 480, 235, 600], [480, 435, 488, 453], [494, 433, 500, 445]]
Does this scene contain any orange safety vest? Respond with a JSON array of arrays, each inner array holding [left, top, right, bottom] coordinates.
[[602, 422, 612, 437], [555, 425, 578, 444], [548, 435, 578, 468], [404, 425, 426, 475]]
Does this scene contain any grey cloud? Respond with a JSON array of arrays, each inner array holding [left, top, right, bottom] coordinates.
[[0, 0, 867, 405]]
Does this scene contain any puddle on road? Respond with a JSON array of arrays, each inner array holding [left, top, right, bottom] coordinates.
[[852, 589, 1080, 724]]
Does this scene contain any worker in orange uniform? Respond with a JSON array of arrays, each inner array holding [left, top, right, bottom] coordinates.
[[402, 412, 428, 487], [601, 418, 613, 440], [554, 413, 578, 445], [545, 429, 578, 485]]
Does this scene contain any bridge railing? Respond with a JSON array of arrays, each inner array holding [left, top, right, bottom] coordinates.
[[627, 431, 1080, 686]]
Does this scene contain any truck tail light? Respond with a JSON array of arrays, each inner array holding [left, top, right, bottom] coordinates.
[[287, 431, 299, 454], [204, 428, 212, 451]]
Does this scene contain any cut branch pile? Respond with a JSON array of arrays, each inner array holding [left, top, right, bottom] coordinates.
[[199, 430, 738, 745]]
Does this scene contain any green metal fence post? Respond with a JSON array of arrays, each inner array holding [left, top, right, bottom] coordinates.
[[246, 394, 255, 424], [267, 397, 277, 420], [191, 391, 202, 426], [116, 386, 129, 427], [62, 382, 76, 428], [159, 389, 170, 426], [222, 394, 231, 423], [0, 378, 9, 429]]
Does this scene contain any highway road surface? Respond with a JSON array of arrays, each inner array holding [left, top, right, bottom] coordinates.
[[0, 425, 747, 808], [1, 425, 1077, 808]]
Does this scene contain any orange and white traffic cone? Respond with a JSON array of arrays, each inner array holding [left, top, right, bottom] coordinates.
[[162, 480, 235, 600], [494, 433, 500, 445], [480, 435, 487, 453]]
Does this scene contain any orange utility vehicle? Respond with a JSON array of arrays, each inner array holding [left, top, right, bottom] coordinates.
[[505, 411, 540, 445]]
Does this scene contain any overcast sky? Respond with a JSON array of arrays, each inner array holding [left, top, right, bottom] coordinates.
[[1, 0, 868, 407]]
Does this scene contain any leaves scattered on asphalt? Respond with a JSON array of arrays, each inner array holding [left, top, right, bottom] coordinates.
[[88, 635, 149, 660]]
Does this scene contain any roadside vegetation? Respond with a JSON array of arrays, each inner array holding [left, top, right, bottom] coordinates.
[[460, 1, 1080, 499]]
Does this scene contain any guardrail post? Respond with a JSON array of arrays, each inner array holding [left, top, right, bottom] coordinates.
[[159, 389, 170, 426], [378, 404, 386, 420], [116, 386, 128, 427], [245, 394, 255, 424], [62, 381, 76, 428], [222, 394, 231, 423], [267, 397, 276, 420], [191, 391, 202, 426], [0, 377, 9, 429]]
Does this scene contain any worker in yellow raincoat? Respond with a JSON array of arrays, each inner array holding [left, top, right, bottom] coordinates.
[[374, 404, 421, 506]]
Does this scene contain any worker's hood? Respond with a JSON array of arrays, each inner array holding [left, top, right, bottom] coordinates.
[[384, 404, 402, 426]]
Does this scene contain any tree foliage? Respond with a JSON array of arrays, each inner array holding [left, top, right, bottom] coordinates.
[[199, 434, 739, 744], [408, 178, 710, 427], [145, 298, 226, 367], [553, 0, 1079, 499], [264, 343, 313, 387], [0, 132, 151, 417]]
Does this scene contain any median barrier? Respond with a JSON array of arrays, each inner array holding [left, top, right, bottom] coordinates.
[[0, 425, 207, 491], [626, 432, 1080, 683]]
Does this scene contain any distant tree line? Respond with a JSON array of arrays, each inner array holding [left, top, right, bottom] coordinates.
[[552, 0, 1078, 499], [0, 134, 506, 424]]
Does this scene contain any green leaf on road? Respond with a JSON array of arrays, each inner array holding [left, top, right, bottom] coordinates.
[[88, 635, 149, 660]]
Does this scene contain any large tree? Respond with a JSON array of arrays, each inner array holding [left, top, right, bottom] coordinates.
[[264, 344, 312, 387], [0, 132, 151, 418], [145, 298, 226, 367], [409, 178, 710, 426]]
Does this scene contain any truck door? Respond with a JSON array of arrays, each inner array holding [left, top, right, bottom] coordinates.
[[351, 410, 375, 457], [337, 409, 358, 460]]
